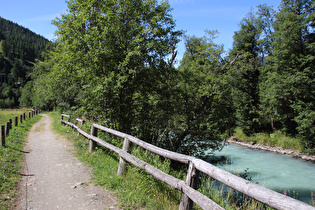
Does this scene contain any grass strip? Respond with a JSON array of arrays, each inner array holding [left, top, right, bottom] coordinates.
[[0, 110, 25, 125], [233, 127, 305, 152], [49, 111, 184, 209], [50, 111, 278, 209], [0, 114, 42, 210]]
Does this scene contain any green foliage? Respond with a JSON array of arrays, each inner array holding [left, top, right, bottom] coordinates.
[[260, 0, 315, 147], [226, 9, 269, 135], [223, 1, 314, 150], [0, 17, 52, 61], [19, 81, 33, 107], [48, 0, 182, 139], [33, 0, 315, 156], [174, 30, 233, 157], [0, 113, 42, 209], [0, 17, 52, 108], [233, 127, 304, 151], [198, 176, 273, 210], [27, 60, 58, 110]]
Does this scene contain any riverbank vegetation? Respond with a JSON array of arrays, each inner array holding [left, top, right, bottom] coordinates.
[[49, 111, 183, 209], [233, 128, 305, 152], [3, 0, 314, 157], [0, 111, 41, 209], [51, 111, 275, 209]]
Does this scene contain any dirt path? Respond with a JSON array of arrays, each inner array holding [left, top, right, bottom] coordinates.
[[15, 114, 120, 210]]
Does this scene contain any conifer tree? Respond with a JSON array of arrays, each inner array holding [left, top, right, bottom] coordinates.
[[227, 10, 263, 135], [260, 0, 314, 145]]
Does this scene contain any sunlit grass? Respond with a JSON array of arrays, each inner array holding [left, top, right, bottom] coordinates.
[[0, 112, 41, 210], [51, 111, 292, 209], [49, 111, 183, 209], [198, 176, 273, 210], [0, 110, 26, 125], [233, 128, 304, 151]]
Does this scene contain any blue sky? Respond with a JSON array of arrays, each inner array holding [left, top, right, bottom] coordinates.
[[0, 0, 281, 62]]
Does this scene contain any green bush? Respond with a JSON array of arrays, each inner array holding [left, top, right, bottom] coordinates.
[[234, 128, 304, 151]]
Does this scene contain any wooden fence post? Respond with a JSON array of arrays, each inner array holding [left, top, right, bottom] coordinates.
[[9, 119, 12, 129], [28, 112, 31, 119], [23, 113, 25, 121], [6, 121, 10, 136], [179, 161, 200, 210], [75, 119, 84, 136], [1, 125, 5, 147], [14, 116, 18, 127], [73, 120, 77, 132], [89, 125, 97, 153], [117, 138, 131, 176], [20, 115, 23, 123]]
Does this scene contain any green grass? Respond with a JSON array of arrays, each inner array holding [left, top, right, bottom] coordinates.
[[50, 111, 281, 209], [0, 112, 42, 210], [233, 128, 304, 151], [198, 177, 274, 210], [0, 110, 25, 125], [49, 111, 185, 209]]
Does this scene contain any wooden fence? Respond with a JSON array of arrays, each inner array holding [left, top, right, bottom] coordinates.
[[61, 114, 314, 210], [0, 109, 39, 147]]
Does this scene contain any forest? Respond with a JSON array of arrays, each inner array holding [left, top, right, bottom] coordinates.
[[0, 17, 52, 108], [3, 0, 315, 156]]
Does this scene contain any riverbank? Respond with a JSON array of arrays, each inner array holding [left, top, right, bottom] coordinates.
[[227, 137, 315, 162]]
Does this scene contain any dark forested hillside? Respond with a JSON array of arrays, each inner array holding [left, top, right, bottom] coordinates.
[[0, 17, 52, 108], [0, 17, 51, 61]]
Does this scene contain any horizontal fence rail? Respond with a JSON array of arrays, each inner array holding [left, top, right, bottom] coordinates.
[[61, 114, 314, 210]]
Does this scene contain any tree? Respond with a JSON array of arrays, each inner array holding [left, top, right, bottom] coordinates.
[[19, 80, 33, 107], [227, 10, 263, 135], [173, 30, 233, 157], [1, 40, 10, 57], [260, 0, 315, 145], [30, 59, 59, 110], [0, 17, 52, 108], [52, 0, 182, 141], [256, 4, 276, 59]]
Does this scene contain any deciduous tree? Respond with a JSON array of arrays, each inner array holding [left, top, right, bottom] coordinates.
[[174, 30, 233, 157], [52, 0, 182, 141]]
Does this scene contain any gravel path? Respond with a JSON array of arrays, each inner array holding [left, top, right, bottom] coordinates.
[[15, 114, 120, 210]]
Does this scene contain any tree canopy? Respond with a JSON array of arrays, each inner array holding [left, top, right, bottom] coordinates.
[[260, 0, 315, 146], [24, 0, 315, 154]]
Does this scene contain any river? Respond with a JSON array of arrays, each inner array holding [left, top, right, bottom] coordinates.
[[207, 143, 315, 205]]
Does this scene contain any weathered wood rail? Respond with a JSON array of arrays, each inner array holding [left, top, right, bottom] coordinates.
[[61, 114, 314, 210]]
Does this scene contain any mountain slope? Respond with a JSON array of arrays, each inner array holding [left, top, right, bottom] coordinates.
[[0, 17, 52, 108]]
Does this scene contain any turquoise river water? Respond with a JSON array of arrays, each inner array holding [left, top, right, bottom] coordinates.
[[207, 143, 315, 205]]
